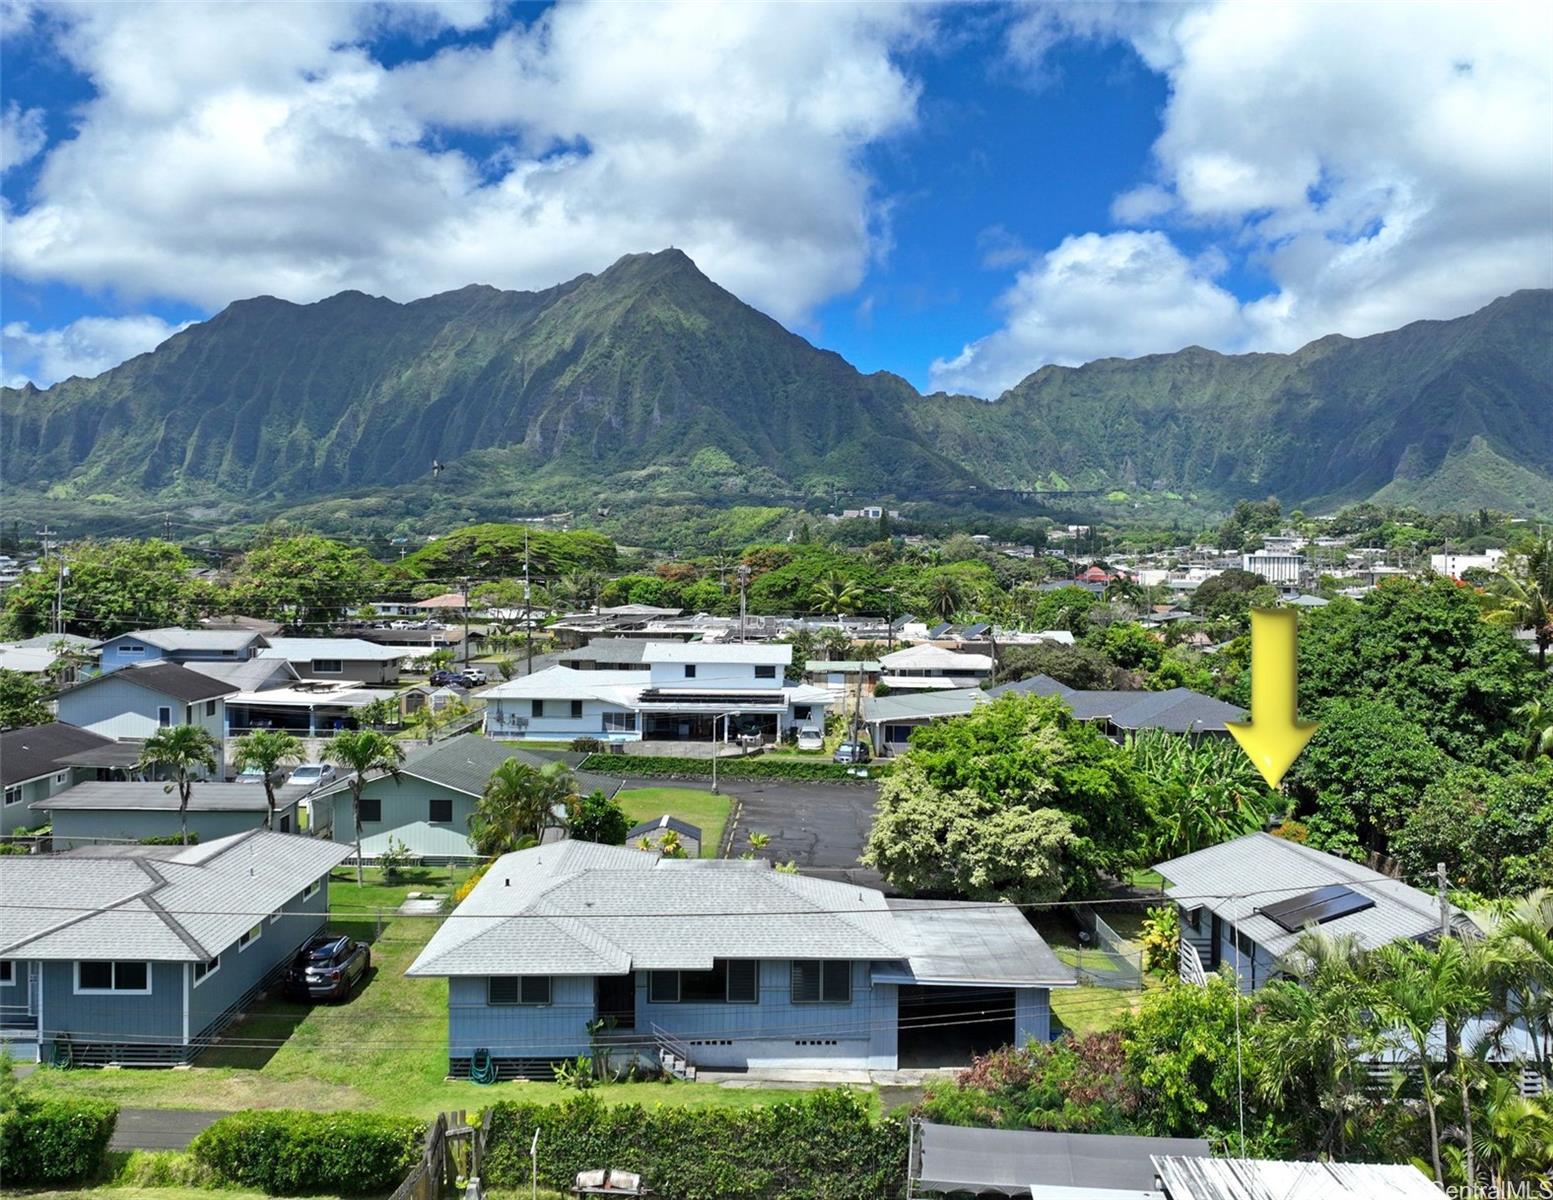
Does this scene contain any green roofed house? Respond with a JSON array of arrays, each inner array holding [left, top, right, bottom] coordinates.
[[0, 830, 351, 1065]]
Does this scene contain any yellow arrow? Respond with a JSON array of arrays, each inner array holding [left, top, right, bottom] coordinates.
[[1227, 607, 1318, 789]]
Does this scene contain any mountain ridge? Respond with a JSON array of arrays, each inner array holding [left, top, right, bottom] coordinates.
[[3, 251, 1549, 522]]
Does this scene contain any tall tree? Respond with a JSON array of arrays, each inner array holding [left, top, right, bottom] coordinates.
[[324, 729, 405, 884], [228, 533, 380, 632], [470, 759, 580, 857], [0, 670, 51, 730], [1131, 730, 1280, 860], [232, 729, 304, 831], [1, 538, 200, 638], [923, 573, 965, 623], [136, 725, 221, 846], [1485, 543, 1553, 669], [807, 572, 865, 621]]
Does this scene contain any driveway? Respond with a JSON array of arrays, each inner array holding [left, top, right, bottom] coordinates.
[[718, 779, 882, 887], [109, 1107, 229, 1151]]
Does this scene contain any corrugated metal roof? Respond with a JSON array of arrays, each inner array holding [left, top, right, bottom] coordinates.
[[1154, 833, 1457, 958], [408, 841, 1073, 986], [0, 831, 351, 961], [882, 900, 1072, 986], [1150, 1155, 1445, 1199], [34, 781, 309, 813], [862, 688, 986, 723], [1, 721, 117, 787], [914, 1124, 1208, 1196]]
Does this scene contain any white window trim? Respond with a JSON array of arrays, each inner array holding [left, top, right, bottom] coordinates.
[[303, 880, 321, 901], [157, 706, 173, 727], [311, 659, 344, 674], [3, 787, 20, 807], [74, 961, 153, 995], [268, 908, 283, 925], [192, 954, 221, 988], [237, 923, 263, 951]]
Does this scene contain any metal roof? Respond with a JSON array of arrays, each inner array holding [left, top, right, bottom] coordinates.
[[645, 641, 792, 665], [1154, 833, 1463, 959], [880, 900, 1073, 987], [62, 661, 238, 704], [34, 781, 309, 813], [99, 627, 261, 652], [804, 660, 882, 673], [0, 646, 64, 673], [913, 1123, 1208, 1197], [258, 637, 407, 662], [0, 830, 351, 962], [879, 645, 994, 671], [862, 688, 986, 723], [408, 841, 1073, 985], [1150, 1155, 1445, 1199], [1, 721, 117, 787]]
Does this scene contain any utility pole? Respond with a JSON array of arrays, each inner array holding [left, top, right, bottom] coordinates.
[[460, 575, 472, 666], [1436, 861, 1451, 939], [523, 527, 534, 675], [736, 564, 750, 644]]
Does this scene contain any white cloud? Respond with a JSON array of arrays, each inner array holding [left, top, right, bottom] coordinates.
[[930, 231, 1242, 395], [944, 0, 1553, 394], [2, 313, 191, 387], [0, 102, 46, 174], [3, 1, 926, 327]]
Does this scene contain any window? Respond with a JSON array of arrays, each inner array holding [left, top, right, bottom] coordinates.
[[570, 700, 583, 719], [237, 923, 263, 951], [647, 962, 759, 1004], [791, 960, 850, 1004], [793, 705, 811, 721], [304, 879, 321, 901], [359, 796, 381, 823], [120, 643, 144, 656], [76, 961, 151, 994], [531, 699, 545, 719], [684, 664, 696, 678], [279, 813, 291, 833], [55, 772, 66, 784], [429, 797, 453, 823], [0, 961, 13, 985], [884, 724, 915, 745], [488, 976, 551, 1006], [205, 700, 217, 717], [192, 955, 220, 986], [157, 706, 173, 727], [269, 907, 283, 924], [603, 711, 636, 732], [755, 665, 776, 679], [3, 787, 19, 807], [312, 659, 343, 674]]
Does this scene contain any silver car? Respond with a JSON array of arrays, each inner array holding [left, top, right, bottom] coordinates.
[[286, 763, 338, 790]]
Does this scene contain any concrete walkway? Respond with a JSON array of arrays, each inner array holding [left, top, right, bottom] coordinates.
[[109, 1107, 230, 1151]]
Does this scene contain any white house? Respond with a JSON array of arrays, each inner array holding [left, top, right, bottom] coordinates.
[[482, 642, 830, 743], [1429, 549, 1506, 577], [877, 644, 994, 691]]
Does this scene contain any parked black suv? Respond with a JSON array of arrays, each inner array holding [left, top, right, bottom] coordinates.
[[285, 933, 370, 1002]]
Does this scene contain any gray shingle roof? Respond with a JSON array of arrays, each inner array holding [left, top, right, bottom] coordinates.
[[65, 661, 238, 704], [983, 673, 1072, 698], [1155, 833, 1464, 959], [626, 815, 703, 843], [311, 733, 557, 801], [184, 658, 298, 691], [101, 627, 262, 653], [33, 781, 309, 813], [259, 637, 407, 662], [557, 639, 656, 665], [1, 722, 116, 787], [408, 841, 1075, 988], [0, 830, 351, 961]]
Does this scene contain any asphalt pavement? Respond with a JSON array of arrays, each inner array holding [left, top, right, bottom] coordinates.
[[110, 1107, 230, 1151]]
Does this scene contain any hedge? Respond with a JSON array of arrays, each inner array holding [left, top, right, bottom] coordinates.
[[578, 753, 888, 783], [0, 1094, 119, 1185], [483, 1090, 907, 1200], [189, 1109, 425, 1195]]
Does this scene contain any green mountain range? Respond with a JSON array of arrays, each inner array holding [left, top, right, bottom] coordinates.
[[4, 250, 1549, 530]]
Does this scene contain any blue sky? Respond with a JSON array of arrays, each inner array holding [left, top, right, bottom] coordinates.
[[2, 1, 1549, 395]]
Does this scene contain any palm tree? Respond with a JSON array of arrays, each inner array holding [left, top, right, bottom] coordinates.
[[1484, 567, 1552, 668], [232, 729, 304, 831], [1483, 888, 1553, 1083], [136, 725, 221, 846], [923, 574, 964, 623], [1104, 575, 1144, 612], [808, 573, 864, 624], [1469, 1075, 1553, 1196], [469, 759, 580, 857], [324, 729, 405, 884], [1510, 698, 1553, 763]]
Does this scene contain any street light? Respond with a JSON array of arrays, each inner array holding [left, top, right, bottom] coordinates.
[[711, 710, 741, 795]]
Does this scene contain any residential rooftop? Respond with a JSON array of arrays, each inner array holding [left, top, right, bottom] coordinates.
[[258, 637, 408, 662], [61, 661, 239, 704], [1, 721, 117, 788], [99, 627, 262, 652], [33, 781, 310, 813]]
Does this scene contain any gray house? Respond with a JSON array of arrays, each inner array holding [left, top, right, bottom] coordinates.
[[1155, 833, 1470, 991], [35, 781, 308, 848], [96, 628, 263, 674], [408, 841, 1075, 1079], [310, 735, 565, 859], [1, 722, 119, 835], [257, 638, 406, 685], [0, 830, 350, 1065], [55, 662, 233, 750]]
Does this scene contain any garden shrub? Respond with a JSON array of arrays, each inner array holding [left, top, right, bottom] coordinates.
[[483, 1090, 905, 1200], [0, 1094, 119, 1185], [190, 1109, 424, 1195], [570, 736, 606, 753], [577, 753, 887, 783]]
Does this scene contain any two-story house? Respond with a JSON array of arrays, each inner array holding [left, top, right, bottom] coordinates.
[[482, 643, 831, 743], [407, 841, 1075, 1079], [55, 663, 234, 760], [256, 638, 406, 685], [96, 628, 263, 674], [877, 645, 994, 691]]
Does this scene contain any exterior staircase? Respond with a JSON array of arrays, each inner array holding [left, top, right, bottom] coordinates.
[[651, 1025, 696, 1081]]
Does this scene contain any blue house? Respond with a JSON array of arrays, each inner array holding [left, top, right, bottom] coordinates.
[[0, 830, 350, 1064], [408, 841, 1074, 1079], [96, 628, 264, 674], [56, 661, 234, 751]]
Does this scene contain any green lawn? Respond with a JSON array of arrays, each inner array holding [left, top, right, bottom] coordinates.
[[1050, 983, 1147, 1036], [18, 872, 817, 1119], [616, 787, 731, 858]]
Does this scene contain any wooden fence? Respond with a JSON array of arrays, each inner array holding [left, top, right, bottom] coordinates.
[[390, 1108, 493, 1200]]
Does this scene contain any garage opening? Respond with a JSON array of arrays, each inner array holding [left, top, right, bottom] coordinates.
[[897, 985, 1014, 1068]]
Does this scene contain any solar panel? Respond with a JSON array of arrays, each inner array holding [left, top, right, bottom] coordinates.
[[1259, 884, 1375, 932]]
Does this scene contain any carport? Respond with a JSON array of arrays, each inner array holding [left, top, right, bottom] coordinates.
[[896, 984, 1014, 1066]]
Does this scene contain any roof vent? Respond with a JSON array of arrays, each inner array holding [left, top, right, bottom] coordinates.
[[504, 878, 510, 887]]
